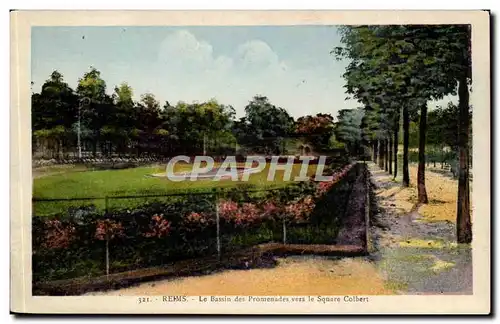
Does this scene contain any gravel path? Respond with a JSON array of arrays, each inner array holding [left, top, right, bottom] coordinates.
[[368, 163, 472, 295], [87, 256, 392, 296]]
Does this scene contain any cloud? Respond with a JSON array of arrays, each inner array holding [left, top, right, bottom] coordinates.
[[158, 30, 213, 66], [158, 30, 234, 76], [236, 40, 280, 69], [153, 29, 355, 118]]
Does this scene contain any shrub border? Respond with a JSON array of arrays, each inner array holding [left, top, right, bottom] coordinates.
[[33, 162, 371, 296]]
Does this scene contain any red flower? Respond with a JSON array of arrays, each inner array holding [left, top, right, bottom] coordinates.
[[183, 211, 213, 231], [316, 181, 334, 197], [262, 200, 282, 220], [143, 214, 172, 238], [236, 203, 260, 226], [217, 200, 239, 223], [314, 163, 355, 197], [217, 200, 263, 227], [284, 195, 316, 223], [42, 219, 76, 249], [95, 219, 124, 240]]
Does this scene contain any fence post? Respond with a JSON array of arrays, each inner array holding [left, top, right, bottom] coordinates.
[[214, 189, 221, 260], [106, 237, 110, 276]]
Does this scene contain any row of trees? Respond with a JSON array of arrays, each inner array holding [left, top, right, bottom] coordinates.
[[32, 68, 344, 159], [335, 102, 471, 165], [332, 25, 472, 243], [32, 69, 237, 158]]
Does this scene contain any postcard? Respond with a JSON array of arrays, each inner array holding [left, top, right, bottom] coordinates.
[[10, 10, 490, 314]]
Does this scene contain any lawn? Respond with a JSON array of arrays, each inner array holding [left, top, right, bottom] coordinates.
[[33, 162, 319, 216]]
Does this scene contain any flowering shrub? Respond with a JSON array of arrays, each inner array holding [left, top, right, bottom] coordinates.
[[217, 200, 262, 227], [41, 219, 76, 249], [238, 203, 261, 225], [217, 200, 239, 222], [315, 162, 355, 197], [143, 214, 172, 238], [95, 219, 124, 240], [284, 195, 316, 223], [316, 181, 335, 197], [261, 200, 282, 220], [211, 162, 356, 227], [183, 211, 213, 231]]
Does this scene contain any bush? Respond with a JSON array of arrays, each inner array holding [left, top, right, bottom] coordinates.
[[32, 162, 358, 283]]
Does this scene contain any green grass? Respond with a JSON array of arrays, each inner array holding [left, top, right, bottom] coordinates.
[[33, 163, 319, 216]]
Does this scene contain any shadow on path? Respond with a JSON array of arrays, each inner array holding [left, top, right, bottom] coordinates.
[[367, 162, 472, 295]]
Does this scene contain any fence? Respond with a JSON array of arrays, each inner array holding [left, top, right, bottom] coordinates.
[[32, 162, 360, 285], [33, 154, 348, 169]]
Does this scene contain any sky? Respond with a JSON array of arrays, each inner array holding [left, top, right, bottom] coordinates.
[[31, 26, 457, 119]]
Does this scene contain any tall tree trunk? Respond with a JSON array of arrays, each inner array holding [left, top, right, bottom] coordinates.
[[100, 141, 106, 157], [457, 76, 472, 243], [374, 140, 378, 163], [417, 103, 429, 204], [394, 125, 399, 179], [402, 104, 410, 187], [388, 136, 393, 175], [384, 140, 388, 172], [378, 140, 384, 169], [55, 139, 60, 160]]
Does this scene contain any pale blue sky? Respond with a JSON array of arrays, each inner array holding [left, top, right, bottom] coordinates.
[[31, 26, 456, 119]]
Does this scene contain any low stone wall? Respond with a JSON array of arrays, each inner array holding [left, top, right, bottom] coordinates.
[[32, 157, 169, 168], [33, 155, 348, 168]]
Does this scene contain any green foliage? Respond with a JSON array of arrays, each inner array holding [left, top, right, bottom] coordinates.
[[161, 98, 237, 155], [334, 108, 364, 154], [76, 67, 107, 100], [294, 113, 335, 149], [33, 68, 242, 158], [427, 102, 471, 150], [113, 82, 134, 104], [332, 25, 472, 163], [233, 95, 294, 154]]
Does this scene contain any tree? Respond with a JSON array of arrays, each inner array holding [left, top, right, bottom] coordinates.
[[452, 25, 472, 243], [76, 67, 114, 156], [295, 113, 335, 150], [32, 70, 78, 158], [136, 93, 162, 155], [239, 95, 294, 154], [161, 98, 236, 156], [333, 24, 473, 243], [111, 82, 136, 155], [334, 108, 364, 154], [334, 26, 463, 203], [333, 26, 408, 180]]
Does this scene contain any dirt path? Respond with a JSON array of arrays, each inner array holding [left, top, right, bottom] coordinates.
[[88, 256, 393, 296], [369, 163, 472, 294]]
